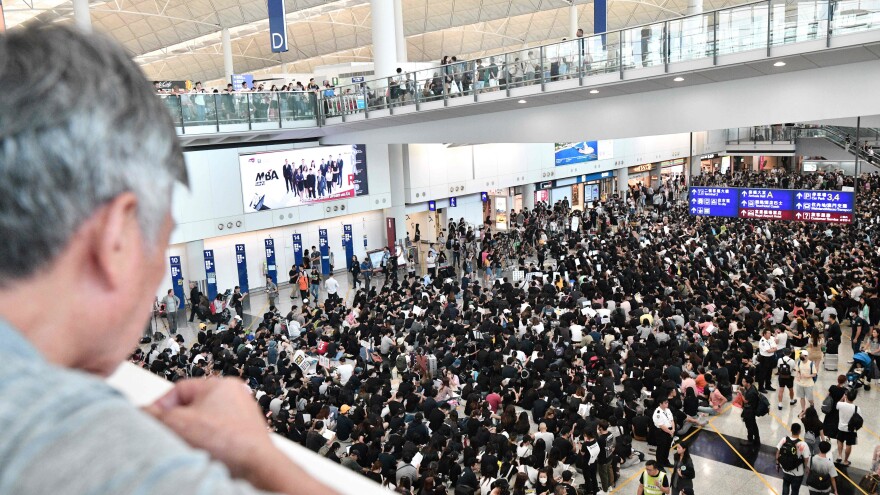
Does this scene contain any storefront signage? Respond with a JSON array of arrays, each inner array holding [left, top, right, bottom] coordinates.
[[689, 187, 854, 224], [629, 164, 654, 173], [428, 200, 436, 211], [536, 181, 554, 190], [659, 158, 686, 168], [700, 153, 718, 160], [577, 171, 614, 183]]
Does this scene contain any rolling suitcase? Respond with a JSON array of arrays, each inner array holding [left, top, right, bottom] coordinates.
[[825, 354, 838, 371], [426, 355, 438, 378]]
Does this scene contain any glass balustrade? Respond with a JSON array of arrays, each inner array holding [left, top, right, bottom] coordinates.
[[158, 0, 880, 135]]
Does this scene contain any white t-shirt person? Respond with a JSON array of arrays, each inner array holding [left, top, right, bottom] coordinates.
[[837, 401, 857, 433]]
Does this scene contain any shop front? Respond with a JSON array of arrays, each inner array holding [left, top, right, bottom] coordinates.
[[484, 188, 510, 230], [534, 180, 553, 205], [659, 158, 687, 183], [577, 171, 616, 205], [627, 163, 657, 189], [700, 153, 722, 174]]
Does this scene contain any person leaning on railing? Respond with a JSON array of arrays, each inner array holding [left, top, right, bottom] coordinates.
[[0, 25, 334, 495]]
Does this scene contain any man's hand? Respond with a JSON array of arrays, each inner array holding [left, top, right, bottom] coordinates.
[[146, 378, 274, 477], [147, 378, 335, 495]]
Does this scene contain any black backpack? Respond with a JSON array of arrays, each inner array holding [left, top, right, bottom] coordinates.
[[756, 393, 771, 417], [778, 437, 800, 471], [778, 359, 792, 378], [849, 406, 864, 431], [806, 457, 832, 491]]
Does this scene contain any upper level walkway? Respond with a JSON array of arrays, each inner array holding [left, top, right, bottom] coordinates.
[[162, 0, 880, 147]]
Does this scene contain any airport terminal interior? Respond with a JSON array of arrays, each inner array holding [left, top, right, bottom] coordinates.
[[5, 0, 880, 494]]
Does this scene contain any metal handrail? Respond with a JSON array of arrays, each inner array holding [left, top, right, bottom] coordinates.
[[158, 0, 879, 132]]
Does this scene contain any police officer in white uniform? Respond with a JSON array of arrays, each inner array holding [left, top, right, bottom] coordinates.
[[653, 397, 675, 468], [757, 328, 778, 392]]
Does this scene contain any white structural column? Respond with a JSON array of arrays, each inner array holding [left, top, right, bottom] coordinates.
[[393, 0, 407, 63], [185, 240, 207, 288], [370, 0, 398, 78], [222, 28, 234, 83], [73, 0, 92, 32], [686, 0, 703, 15], [569, 3, 579, 37], [616, 168, 630, 200], [522, 183, 536, 211], [384, 144, 407, 251]]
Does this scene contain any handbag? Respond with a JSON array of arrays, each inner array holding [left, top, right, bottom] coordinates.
[[821, 394, 834, 414], [371, 352, 383, 364], [859, 474, 880, 494]]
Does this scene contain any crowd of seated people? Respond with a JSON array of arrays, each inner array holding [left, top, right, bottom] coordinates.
[[132, 171, 880, 495]]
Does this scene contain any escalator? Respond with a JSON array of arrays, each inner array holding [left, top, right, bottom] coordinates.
[[795, 125, 880, 173]]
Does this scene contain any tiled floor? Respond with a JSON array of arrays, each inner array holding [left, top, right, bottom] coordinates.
[[150, 269, 880, 495]]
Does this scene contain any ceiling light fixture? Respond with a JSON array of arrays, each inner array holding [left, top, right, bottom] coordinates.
[[673, 77, 685, 82], [590, 89, 599, 94], [774, 61, 787, 67], [518, 99, 527, 104]]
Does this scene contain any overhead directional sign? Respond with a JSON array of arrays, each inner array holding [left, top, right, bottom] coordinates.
[[688, 187, 738, 218], [689, 187, 854, 224]]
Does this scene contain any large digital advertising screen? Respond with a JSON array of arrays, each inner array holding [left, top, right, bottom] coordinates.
[[240, 144, 369, 212], [554, 141, 614, 166]]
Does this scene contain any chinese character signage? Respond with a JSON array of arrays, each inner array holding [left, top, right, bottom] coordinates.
[[688, 187, 739, 218], [318, 229, 330, 275], [689, 187, 853, 224], [343, 225, 354, 271], [204, 249, 217, 300], [292, 234, 303, 268], [264, 239, 277, 284], [169, 256, 185, 304], [235, 244, 249, 294]]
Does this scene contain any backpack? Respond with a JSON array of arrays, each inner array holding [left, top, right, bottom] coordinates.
[[396, 353, 408, 372], [849, 406, 864, 431], [756, 393, 771, 417], [806, 457, 832, 491], [778, 437, 801, 471], [778, 359, 792, 378]]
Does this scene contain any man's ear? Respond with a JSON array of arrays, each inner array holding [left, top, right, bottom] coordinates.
[[93, 192, 141, 290]]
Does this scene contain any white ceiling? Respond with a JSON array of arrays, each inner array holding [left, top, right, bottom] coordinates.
[[7, 0, 746, 82]]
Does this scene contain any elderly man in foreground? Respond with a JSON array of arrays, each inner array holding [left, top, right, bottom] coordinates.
[[0, 25, 332, 495]]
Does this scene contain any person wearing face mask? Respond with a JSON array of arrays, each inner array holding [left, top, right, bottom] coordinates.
[[794, 350, 817, 418], [697, 377, 728, 416], [533, 468, 555, 495]]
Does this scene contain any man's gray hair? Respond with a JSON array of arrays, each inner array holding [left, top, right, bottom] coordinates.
[[0, 25, 187, 281]]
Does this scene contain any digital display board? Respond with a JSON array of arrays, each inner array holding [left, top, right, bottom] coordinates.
[[554, 141, 614, 166], [239, 144, 368, 212], [689, 187, 853, 224]]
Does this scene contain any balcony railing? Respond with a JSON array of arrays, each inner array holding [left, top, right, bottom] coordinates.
[[160, 0, 880, 135]]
